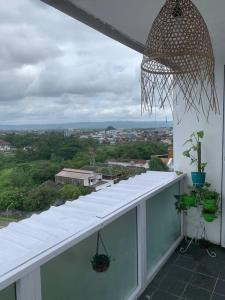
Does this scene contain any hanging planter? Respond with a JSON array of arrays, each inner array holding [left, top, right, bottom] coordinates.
[[203, 199, 217, 212], [141, 0, 219, 120], [91, 232, 111, 273], [202, 210, 217, 223]]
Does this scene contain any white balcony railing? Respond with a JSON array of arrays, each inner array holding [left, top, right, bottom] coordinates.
[[0, 171, 185, 300]]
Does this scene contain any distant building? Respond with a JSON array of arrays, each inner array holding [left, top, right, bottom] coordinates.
[[81, 165, 122, 184], [0, 140, 11, 152], [55, 168, 111, 191], [161, 138, 173, 145], [107, 159, 149, 169]]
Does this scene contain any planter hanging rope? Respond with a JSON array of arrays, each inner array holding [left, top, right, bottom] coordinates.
[[141, 0, 219, 121], [91, 232, 111, 273]]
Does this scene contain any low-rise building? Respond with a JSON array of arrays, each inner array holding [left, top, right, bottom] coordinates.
[[55, 168, 101, 186], [55, 168, 111, 191], [107, 159, 149, 169], [0, 140, 11, 152]]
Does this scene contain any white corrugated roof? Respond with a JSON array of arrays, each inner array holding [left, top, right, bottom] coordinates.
[[0, 171, 184, 289]]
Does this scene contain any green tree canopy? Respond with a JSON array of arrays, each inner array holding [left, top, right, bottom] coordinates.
[[149, 157, 169, 172]]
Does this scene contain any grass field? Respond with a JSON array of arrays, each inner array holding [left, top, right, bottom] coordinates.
[[0, 216, 19, 222]]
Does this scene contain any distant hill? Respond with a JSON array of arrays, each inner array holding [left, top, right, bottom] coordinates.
[[105, 126, 116, 131], [0, 121, 173, 131]]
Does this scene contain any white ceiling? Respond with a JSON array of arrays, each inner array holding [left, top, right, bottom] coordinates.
[[42, 0, 225, 56], [68, 0, 165, 45]]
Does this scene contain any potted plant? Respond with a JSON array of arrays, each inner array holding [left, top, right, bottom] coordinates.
[[183, 131, 207, 187], [91, 232, 111, 273], [175, 184, 219, 223], [201, 190, 219, 222], [174, 193, 196, 212], [91, 254, 111, 272], [202, 210, 217, 222]]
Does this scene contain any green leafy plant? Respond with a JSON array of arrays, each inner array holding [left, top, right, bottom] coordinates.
[[175, 184, 220, 223], [175, 193, 197, 213], [183, 131, 207, 172]]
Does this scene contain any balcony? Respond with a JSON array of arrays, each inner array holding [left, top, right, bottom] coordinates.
[[1, 0, 225, 299], [0, 172, 185, 300]]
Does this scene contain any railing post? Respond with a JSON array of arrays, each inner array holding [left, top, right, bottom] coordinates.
[[179, 178, 185, 237], [16, 268, 42, 300], [137, 202, 147, 289]]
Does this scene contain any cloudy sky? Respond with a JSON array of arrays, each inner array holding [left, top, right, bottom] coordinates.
[[0, 0, 171, 125]]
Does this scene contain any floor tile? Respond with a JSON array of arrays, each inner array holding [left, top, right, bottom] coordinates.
[[159, 275, 186, 296], [197, 259, 220, 278], [190, 273, 216, 291], [211, 293, 225, 300], [219, 268, 225, 281], [174, 255, 198, 271], [211, 247, 225, 262], [151, 290, 179, 300], [183, 284, 211, 300], [169, 252, 179, 264], [215, 280, 225, 296], [139, 243, 225, 300], [179, 242, 205, 261], [144, 283, 158, 297], [150, 262, 171, 286], [138, 294, 150, 300], [167, 265, 193, 282]]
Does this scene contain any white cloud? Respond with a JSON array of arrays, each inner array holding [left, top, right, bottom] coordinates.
[[0, 0, 172, 124]]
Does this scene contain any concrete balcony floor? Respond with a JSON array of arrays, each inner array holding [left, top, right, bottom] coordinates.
[[140, 240, 225, 300]]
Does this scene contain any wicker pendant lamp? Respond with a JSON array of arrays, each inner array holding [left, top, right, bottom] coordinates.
[[141, 0, 219, 120]]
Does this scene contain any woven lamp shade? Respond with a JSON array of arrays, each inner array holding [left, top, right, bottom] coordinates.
[[141, 0, 219, 120]]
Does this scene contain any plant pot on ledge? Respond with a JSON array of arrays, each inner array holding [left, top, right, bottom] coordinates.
[[191, 172, 206, 188], [183, 131, 207, 188]]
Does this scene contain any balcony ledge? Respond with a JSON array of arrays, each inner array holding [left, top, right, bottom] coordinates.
[[0, 171, 185, 290]]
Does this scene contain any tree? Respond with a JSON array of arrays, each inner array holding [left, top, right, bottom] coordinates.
[[59, 185, 81, 200], [0, 189, 28, 211], [23, 187, 59, 211], [149, 157, 169, 172], [10, 165, 34, 189], [30, 161, 62, 184]]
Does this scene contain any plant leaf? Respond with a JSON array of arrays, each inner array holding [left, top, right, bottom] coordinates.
[[183, 151, 190, 158], [183, 139, 193, 146], [197, 131, 204, 139]]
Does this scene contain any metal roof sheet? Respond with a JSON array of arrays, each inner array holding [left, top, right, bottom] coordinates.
[[56, 170, 96, 180], [0, 171, 184, 289]]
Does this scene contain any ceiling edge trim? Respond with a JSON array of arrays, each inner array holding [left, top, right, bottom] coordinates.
[[41, 0, 144, 53]]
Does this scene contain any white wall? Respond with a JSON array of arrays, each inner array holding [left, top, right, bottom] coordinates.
[[173, 1, 225, 243]]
